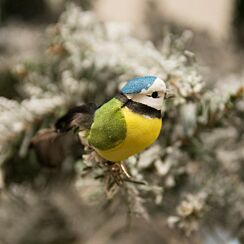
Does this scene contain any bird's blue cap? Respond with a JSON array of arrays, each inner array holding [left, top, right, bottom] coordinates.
[[121, 76, 157, 94]]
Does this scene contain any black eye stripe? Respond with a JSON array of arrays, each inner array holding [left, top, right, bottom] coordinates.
[[146, 91, 161, 98]]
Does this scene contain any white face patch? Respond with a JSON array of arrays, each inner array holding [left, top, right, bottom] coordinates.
[[125, 77, 167, 110]]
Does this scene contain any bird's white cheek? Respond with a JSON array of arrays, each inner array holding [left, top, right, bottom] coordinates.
[[128, 94, 164, 110], [146, 97, 164, 110]]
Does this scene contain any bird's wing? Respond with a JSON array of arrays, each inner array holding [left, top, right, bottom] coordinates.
[[55, 103, 97, 133], [87, 98, 126, 151]]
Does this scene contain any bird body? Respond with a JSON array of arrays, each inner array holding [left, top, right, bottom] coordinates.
[[95, 105, 162, 161], [55, 76, 167, 163]]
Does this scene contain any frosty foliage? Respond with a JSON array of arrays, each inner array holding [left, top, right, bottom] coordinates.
[[0, 3, 244, 243]]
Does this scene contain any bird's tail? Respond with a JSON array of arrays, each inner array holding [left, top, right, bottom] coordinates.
[[30, 103, 97, 167]]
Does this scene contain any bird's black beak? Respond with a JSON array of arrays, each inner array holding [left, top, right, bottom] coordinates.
[[165, 90, 175, 99]]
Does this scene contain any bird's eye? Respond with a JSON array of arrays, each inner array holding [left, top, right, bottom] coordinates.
[[151, 91, 159, 98]]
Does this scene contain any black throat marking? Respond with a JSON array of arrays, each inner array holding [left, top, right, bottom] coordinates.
[[116, 93, 162, 119]]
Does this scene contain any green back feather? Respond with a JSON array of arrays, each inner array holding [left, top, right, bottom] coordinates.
[[87, 98, 126, 150]]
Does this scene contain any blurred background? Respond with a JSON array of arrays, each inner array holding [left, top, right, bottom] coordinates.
[[1, 0, 244, 71], [0, 0, 244, 244]]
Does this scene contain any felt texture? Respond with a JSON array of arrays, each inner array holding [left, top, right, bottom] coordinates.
[[87, 98, 126, 150], [55, 103, 97, 133], [121, 76, 156, 94], [116, 93, 161, 118], [98, 106, 162, 162]]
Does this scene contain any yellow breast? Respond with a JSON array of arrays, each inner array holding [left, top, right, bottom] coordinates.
[[97, 107, 162, 162]]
